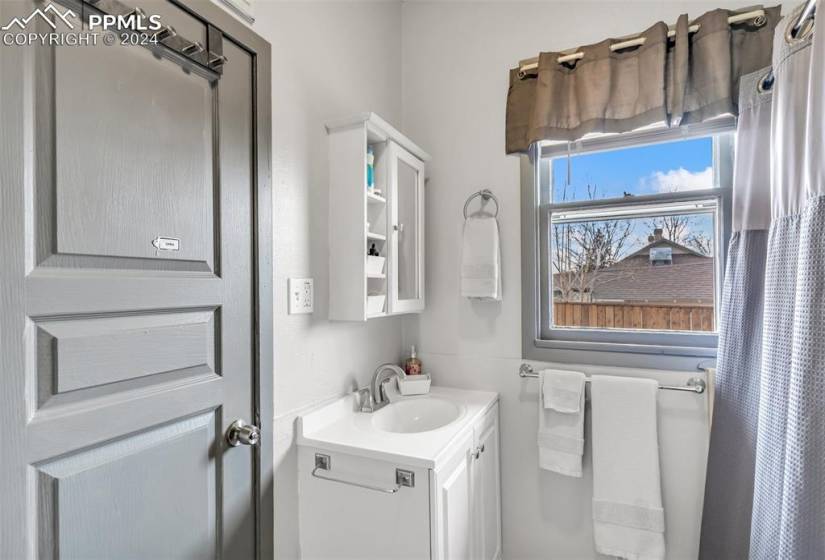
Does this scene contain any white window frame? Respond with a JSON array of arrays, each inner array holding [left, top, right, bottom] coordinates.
[[521, 119, 735, 366]]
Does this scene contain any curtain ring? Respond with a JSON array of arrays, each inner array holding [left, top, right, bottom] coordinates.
[[785, 9, 815, 44], [752, 14, 767, 27], [757, 70, 774, 93]]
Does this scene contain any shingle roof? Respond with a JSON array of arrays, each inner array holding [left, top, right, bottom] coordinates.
[[589, 256, 714, 303], [553, 235, 715, 304]]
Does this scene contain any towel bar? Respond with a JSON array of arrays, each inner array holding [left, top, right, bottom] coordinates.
[[517, 363, 706, 394], [311, 453, 415, 494]]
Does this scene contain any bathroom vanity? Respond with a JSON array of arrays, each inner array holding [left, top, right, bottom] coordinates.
[[297, 387, 501, 560]]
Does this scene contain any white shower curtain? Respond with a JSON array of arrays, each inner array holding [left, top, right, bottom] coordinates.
[[702, 2, 824, 557], [751, 3, 825, 556], [700, 68, 772, 559]]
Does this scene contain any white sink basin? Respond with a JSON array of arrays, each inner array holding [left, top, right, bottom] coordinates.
[[372, 397, 464, 433]]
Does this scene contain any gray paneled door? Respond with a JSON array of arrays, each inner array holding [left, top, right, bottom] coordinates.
[[0, 1, 273, 558]]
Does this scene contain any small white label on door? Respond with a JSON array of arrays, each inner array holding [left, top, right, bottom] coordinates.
[[152, 237, 180, 251]]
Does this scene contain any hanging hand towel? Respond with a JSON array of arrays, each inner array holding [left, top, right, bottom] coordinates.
[[461, 215, 501, 300], [591, 375, 665, 560], [537, 369, 586, 477]]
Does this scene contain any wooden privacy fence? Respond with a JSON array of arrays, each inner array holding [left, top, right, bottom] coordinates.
[[554, 301, 714, 332]]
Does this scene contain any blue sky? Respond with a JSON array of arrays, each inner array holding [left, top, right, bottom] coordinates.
[[550, 136, 716, 255], [551, 136, 714, 202]]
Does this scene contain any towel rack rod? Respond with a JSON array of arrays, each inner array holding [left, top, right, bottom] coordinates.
[[517, 363, 706, 394]]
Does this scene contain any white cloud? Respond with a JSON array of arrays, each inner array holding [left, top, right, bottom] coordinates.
[[643, 166, 713, 193]]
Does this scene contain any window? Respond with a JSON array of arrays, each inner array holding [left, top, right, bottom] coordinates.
[[522, 121, 734, 360]]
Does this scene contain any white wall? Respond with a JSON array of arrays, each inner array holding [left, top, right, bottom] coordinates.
[[399, 2, 762, 558], [245, 1, 780, 557], [252, 3, 404, 558]]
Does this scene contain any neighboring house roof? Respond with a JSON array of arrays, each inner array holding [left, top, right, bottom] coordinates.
[[588, 258, 713, 303], [553, 232, 714, 304], [621, 237, 708, 260]]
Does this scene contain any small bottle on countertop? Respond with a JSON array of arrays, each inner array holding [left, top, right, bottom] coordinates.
[[404, 345, 422, 376]]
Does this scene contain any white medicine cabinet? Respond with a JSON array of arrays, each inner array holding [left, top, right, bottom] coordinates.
[[326, 113, 429, 321]]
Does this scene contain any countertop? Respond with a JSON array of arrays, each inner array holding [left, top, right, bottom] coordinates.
[[297, 386, 499, 468]]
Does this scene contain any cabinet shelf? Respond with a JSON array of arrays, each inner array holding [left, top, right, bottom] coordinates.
[[366, 231, 386, 241], [367, 192, 386, 205]]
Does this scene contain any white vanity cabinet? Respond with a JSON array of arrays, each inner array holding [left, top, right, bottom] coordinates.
[[472, 405, 503, 560], [432, 404, 502, 560], [298, 392, 501, 560], [431, 431, 474, 560], [326, 113, 430, 321]]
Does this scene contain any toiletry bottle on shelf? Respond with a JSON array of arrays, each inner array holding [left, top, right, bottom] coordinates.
[[404, 345, 422, 376], [366, 146, 375, 192], [368, 243, 379, 257]]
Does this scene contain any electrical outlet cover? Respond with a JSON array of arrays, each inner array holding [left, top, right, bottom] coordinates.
[[288, 278, 314, 314]]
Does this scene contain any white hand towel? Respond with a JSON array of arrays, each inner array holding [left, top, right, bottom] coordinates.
[[590, 375, 665, 560], [537, 369, 586, 477], [543, 369, 585, 413], [461, 215, 501, 300]]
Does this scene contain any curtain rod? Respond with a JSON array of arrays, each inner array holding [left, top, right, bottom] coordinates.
[[794, 0, 818, 35], [517, 8, 766, 77]]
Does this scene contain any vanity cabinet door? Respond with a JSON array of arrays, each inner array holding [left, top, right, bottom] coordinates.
[[388, 141, 426, 315], [472, 405, 502, 560], [432, 432, 474, 560], [298, 448, 431, 560]]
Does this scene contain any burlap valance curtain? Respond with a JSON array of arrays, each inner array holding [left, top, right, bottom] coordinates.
[[506, 6, 781, 154]]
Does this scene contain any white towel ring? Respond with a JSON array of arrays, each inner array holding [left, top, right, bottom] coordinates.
[[463, 189, 499, 219]]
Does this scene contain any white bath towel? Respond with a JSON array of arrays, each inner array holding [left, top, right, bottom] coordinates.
[[590, 375, 665, 560], [460, 215, 501, 300], [537, 369, 586, 477]]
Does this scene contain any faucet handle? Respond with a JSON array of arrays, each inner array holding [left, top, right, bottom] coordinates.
[[379, 376, 397, 403], [357, 387, 374, 413]]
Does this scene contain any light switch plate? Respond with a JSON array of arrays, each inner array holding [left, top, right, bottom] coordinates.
[[288, 278, 314, 314]]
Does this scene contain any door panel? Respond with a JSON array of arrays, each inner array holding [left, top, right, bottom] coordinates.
[[434, 433, 473, 560], [35, 412, 217, 560], [54, 31, 214, 266], [388, 142, 425, 314], [35, 310, 216, 399], [0, 1, 270, 558], [474, 408, 502, 560], [396, 158, 419, 300]]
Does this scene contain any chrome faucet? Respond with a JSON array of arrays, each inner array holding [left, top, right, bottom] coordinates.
[[358, 363, 405, 413]]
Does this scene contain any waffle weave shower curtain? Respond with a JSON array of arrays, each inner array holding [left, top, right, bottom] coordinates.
[[701, 3, 824, 557]]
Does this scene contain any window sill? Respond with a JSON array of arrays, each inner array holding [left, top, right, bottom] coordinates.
[[524, 338, 716, 370]]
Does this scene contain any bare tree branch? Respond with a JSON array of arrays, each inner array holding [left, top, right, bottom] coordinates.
[[552, 184, 634, 302], [645, 215, 713, 256]]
